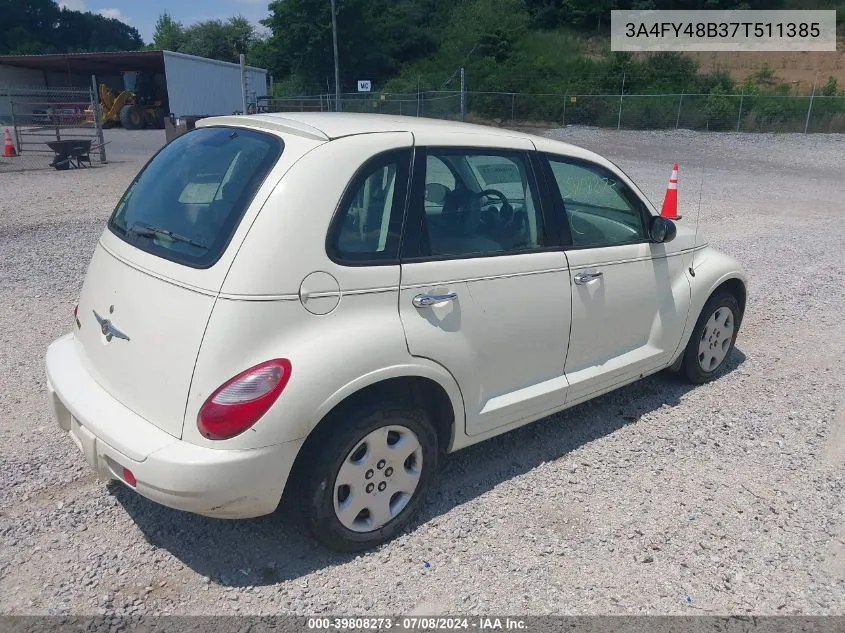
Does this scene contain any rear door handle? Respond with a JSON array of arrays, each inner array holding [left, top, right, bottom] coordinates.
[[413, 293, 457, 308], [573, 271, 603, 285]]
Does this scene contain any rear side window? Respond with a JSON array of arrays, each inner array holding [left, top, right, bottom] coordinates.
[[328, 149, 411, 264], [108, 126, 282, 268]]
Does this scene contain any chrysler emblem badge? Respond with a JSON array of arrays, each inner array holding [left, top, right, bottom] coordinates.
[[92, 310, 130, 342]]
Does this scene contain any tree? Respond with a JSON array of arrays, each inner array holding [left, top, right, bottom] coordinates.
[[225, 16, 254, 57], [262, 0, 338, 89], [58, 9, 143, 52], [0, 0, 143, 54], [261, 0, 439, 92], [176, 16, 255, 64], [246, 36, 278, 77], [152, 12, 184, 51], [0, 0, 61, 53]]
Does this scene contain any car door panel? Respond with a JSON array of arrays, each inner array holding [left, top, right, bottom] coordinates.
[[400, 252, 571, 436], [540, 153, 691, 403], [398, 147, 571, 437], [563, 243, 690, 402]]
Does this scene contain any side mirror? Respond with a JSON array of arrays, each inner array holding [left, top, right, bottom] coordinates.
[[425, 182, 449, 205], [649, 216, 677, 243]]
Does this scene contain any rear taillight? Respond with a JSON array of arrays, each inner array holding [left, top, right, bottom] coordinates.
[[197, 359, 292, 440], [122, 467, 137, 487], [73, 304, 80, 329]]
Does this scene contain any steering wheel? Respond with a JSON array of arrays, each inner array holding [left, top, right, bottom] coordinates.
[[475, 188, 512, 227], [477, 188, 509, 207]]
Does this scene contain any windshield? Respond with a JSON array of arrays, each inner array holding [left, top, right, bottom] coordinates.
[[108, 126, 283, 268]]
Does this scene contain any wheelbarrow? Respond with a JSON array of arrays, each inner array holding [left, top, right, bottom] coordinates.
[[47, 139, 93, 170]]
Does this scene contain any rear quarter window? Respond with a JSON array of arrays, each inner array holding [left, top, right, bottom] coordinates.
[[108, 126, 283, 268]]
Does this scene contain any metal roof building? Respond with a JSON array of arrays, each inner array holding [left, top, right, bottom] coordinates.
[[0, 50, 268, 120]]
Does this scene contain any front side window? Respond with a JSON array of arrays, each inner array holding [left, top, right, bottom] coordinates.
[[417, 150, 545, 258], [109, 126, 282, 268], [329, 149, 411, 263], [546, 157, 646, 248]]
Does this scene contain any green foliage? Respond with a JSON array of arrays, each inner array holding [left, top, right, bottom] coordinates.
[[735, 62, 797, 97], [180, 17, 254, 63], [821, 76, 841, 96], [748, 63, 777, 86], [261, 0, 441, 92], [151, 14, 256, 64], [0, 0, 143, 54], [270, 74, 314, 98], [246, 37, 277, 77], [704, 86, 736, 122], [151, 13, 184, 51]]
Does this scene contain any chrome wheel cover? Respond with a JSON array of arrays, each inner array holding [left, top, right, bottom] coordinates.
[[333, 425, 423, 533], [698, 306, 735, 372]]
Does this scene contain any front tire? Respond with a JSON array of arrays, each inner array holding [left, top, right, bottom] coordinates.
[[298, 402, 439, 552], [119, 104, 145, 130], [682, 290, 741, 384]]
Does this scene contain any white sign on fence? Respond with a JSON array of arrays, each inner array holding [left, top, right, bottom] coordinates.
[[357, 80, 372, 93]]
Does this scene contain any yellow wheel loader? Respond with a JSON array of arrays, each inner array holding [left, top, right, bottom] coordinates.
[[99, 71, 168, 130]]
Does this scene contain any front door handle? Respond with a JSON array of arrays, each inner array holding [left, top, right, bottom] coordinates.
[[573, 271, 603, 285], [413, 292, 458, 308]]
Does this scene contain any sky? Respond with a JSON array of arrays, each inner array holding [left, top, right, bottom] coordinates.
[[56, 0, 271, 44]]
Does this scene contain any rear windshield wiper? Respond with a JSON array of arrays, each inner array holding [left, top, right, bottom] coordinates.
[[128, 223, 209, 249]]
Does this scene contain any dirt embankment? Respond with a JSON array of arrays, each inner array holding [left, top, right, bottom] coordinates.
[[687, 44, 845, 91]]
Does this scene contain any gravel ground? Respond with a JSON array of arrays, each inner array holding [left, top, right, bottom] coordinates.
[[0, 125, 843, 617]]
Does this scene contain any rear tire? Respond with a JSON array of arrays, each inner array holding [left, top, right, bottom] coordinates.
[[297, 401, 438, 552], [682, 290, 741, 384], [119, 104, 145, 130]]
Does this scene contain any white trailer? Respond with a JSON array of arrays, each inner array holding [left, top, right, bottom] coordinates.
[[161, 51, 267, 118]]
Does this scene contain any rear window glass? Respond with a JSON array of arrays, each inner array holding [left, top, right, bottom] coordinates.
[[108, 126, 282, 268]]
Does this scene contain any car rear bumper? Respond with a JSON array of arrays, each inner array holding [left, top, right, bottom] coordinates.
[[45, 333, 302, 519]]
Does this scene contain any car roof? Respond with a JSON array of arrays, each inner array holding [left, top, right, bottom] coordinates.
[[199, 112, 541, 143], [196, 112, 658, 214], [197, 112, 614, 178]]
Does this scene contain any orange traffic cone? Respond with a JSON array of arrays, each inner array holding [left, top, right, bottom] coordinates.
[[660, 163, 680, 220], [3, 128, 17, 158]]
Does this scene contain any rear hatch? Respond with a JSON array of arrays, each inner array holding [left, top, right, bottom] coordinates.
[[74, 125, 285, 438]]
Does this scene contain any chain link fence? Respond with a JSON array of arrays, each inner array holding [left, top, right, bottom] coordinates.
[[261, 90, 845, 133], [1, 86, 107, 173]]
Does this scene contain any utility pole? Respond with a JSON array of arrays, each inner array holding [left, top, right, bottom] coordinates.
[[330, 0, 340, 112]]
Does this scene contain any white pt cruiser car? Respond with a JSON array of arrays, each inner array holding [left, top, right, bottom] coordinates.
[[46, 113, 747, 551]]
